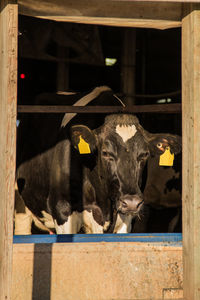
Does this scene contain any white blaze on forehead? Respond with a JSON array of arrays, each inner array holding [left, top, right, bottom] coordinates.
[[115, 124, 137, 142]]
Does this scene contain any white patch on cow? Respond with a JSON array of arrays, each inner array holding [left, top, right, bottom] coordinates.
[[103, 221, 110, 232], [83, 210, 104, 234], [14, 209, 33, 235], [36, 211, 55, 231], [14, 185, 33, 235], [113, 213, 133, 233], [115, 124, 137, 143], [61, 86, 112, 127], [54, 212, 83, 234], [54, 210, 104, 234]]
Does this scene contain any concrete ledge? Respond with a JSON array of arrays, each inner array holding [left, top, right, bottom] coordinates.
[[12, 234, 183, 300]]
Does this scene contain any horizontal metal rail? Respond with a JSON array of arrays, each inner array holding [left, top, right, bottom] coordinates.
[[13, 233, 182, 244], [17, 103, 181, 114]]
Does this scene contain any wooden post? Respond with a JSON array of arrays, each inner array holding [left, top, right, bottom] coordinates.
[[182, 4, 200, 300], [121, 28, 136, 105], [56, 46, 69, 92], [0, 1, 18, 300]]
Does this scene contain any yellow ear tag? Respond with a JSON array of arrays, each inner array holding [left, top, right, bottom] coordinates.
[[78, 136, 91, 154], [159, 147, 174, 166]]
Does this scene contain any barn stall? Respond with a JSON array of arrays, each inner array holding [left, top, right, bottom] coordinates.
[[0, 1, 200, 300]]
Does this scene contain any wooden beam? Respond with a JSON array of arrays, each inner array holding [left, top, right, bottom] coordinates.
[[182, 4, 200, 300], [121, 29, 136, 105], [0, 2, 18, 300], [104, 0, 200, 2], [56, 46, 69, 92], [18, 0, 182, 30], [17, 104, 181, 114]]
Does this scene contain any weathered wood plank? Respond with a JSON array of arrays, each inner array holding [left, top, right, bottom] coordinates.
[[32, 17, 181, 30], [18, 0, 182, 29], [0, 2, 18, 300], [121, 29, 136, 105], [182, 6, 200, 300], [17, 103, 181, 114], [56, 46, 69, 92], [108, 0, 200, 2]]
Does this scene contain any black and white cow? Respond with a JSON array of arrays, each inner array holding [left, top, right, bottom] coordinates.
[[141, 152, 182, 233], [16, 86, 181, 234]]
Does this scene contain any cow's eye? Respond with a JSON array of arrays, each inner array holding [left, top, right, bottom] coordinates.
[[102, 151, 115, 161], [157, 142, 163, 149], [102, 151, 109, 157]]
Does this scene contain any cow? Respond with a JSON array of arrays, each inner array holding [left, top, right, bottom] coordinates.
[[16, 86, 182, 234], [14, 182, 55, 234], [143, 152, 182, 233]]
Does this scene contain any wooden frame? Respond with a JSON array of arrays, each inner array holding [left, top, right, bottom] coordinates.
[[0, 1, 18, 300], [1, 1, 200, 299], [18, 0, 182, 29], [182, 4, 200, 300]]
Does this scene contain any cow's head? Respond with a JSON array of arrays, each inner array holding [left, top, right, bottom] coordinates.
[[70, 114, 181, 217]]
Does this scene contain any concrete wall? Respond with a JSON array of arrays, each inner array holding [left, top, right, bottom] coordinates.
[[12, 241, 183, 300]]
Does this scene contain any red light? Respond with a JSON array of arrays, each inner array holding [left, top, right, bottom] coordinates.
[[20, 73, 25, 79]]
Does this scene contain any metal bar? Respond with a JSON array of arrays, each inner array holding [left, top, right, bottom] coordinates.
[[17, 104, 181, 114], [13, 233, 183, 244]]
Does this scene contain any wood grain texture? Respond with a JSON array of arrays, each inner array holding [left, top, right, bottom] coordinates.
[[121, 29, 136, 105], [182, 5, 200, 300], [17, 104, 181, 114], [0, 2, 18, 300], [18, 0, 182, 29]]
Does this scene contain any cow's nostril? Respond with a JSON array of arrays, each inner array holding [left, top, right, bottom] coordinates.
[[136, 200, 144, 209], [122, 201, 128, 208], [119, 195, 144, 214]]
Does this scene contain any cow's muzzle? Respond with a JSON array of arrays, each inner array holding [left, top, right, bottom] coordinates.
[[118, 194, 144, 215]]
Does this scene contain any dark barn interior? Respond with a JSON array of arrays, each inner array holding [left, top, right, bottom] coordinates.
[[17, 15, 182, 233]]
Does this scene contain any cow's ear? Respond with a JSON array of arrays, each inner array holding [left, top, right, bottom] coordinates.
[[148, 134, 182, 156], [70, 125, 97, 154]]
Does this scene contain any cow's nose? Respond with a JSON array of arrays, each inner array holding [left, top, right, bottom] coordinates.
[[119, 194, 143, 214]]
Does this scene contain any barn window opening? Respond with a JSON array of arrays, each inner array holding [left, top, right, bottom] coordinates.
[[16, 15, 182, 237]]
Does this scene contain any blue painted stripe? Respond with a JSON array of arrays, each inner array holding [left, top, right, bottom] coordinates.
[[13, 233, 182, 245]]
